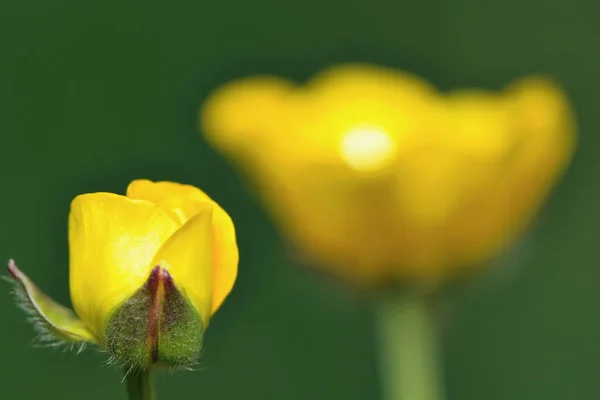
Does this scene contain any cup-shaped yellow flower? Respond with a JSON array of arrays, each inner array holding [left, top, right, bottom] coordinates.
[[8, 180, 238, 369], [200, 64, 575, 286]]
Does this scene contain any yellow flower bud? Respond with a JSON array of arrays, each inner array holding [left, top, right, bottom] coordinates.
[[200, 63, 575, 286], [8, 180, 238, 368]]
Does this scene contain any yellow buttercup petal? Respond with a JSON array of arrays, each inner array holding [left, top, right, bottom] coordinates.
[[127, 179, 208, 224], [200, 76, 295, 158], [208, 202, 238, 315], [446, 78, 576, 262], [307, 63, 435, 99], [69, 193, 179, 339], [127, 179, 239, 315], [152, 206, 213, 324], [509, 77, 576, 170]]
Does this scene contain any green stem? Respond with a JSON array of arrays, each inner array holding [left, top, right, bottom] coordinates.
[[376, 291, 445, 400], [125, 368, 155, 400]]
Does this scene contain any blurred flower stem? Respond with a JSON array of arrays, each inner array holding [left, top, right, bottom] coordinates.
[[125, 369, 155, 400], [376, 290, 444, 400]]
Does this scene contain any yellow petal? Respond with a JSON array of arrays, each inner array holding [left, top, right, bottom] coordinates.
[[307, 63, 435, 99], [69, 193, 179, 339], [200, 76, 295, 157], [439, 77, 576, 273], [208, 203, 238, 315], [127, 179, 208, 225], [127, 179, 239, 315], [152, 206, 213, 324]]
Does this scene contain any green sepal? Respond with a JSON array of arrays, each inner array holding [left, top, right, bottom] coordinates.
[[7, 259, 96, 347], [106, 266, 204, 369]]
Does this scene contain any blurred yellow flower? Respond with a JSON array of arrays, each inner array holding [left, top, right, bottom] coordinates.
[[9, 179, 238, 368], [200, 64, 575, 286]]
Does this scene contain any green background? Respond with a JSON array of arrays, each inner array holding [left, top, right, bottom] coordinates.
[[1, 0, 598, 399]]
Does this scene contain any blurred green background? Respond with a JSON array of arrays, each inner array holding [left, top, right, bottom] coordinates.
[[1, 0, 598, 399]]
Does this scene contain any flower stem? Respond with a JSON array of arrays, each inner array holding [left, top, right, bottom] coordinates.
[[125, 369, 155, 400], [376, 290, 445, 400]]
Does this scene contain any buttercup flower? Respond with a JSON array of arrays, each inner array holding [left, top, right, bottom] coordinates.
[[8, 180, 238, 368], [200, 63, 576, 286]]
